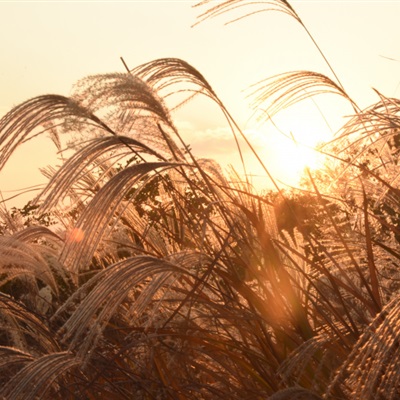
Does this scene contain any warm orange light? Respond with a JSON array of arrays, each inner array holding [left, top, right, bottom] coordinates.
[[66, 227, 85, 243], [243, 105, 333, 188]]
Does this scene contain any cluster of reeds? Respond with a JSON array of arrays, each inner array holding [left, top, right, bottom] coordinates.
[[1, 1, 400, 399]]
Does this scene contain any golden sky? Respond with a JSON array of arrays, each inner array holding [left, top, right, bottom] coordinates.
[[1, 1, 400, 206]]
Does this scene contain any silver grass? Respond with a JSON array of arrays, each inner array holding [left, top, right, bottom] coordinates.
[[13, 225, 62, 243], [0, 298, 29, 352], [55, 255, 193, 356], [131, 58, 219, 107], [69, 72, 187, 161], [71, 72, 172, 125], [0, 234, 58, 296], [247, 71, 354, 120], [194, 0, 346, 92], [0, 293, 59, 354], [120, 201, 171, 256], [59, 162, 184, 273], [0, 351, 81, 400], [327, 294, 400, 399], [0, 95, 115, 172], [1, 1, 400, 397], [321, 92, 400, 198], [276, 333, 340, 393], [194, 0, 300, 27], [0, 345, 34, 370], [131, 58, 254, 176], [36, 135, 168, 212]]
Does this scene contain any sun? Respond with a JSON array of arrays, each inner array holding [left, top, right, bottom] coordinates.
[[244, 108, 332, 189], [269, 129, 325, 183]]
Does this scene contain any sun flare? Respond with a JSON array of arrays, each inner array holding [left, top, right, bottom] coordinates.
[[66, 227, 85, 243], [244, 109, 332, 189], [270, 129, 325, 179]]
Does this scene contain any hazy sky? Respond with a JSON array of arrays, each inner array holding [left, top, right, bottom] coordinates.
[[1, 1, 400, 206]]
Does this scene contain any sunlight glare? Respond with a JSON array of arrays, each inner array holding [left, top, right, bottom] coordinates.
[[66, 227, 85, 244], [244, 107, 333, 189]]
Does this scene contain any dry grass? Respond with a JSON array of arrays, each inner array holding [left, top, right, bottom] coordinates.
[[0, 1, 400, 399]]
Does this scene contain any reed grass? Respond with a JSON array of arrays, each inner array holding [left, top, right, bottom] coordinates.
[[0, 1, 399, 399]]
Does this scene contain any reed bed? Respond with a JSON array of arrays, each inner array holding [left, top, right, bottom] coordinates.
[[0, 1, 399, 399]]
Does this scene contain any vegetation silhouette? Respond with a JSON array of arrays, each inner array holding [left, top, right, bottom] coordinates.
[[1, 1, 400, 399]]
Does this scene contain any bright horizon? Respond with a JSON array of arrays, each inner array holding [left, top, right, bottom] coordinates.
[[1, 1, 400, 207]]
